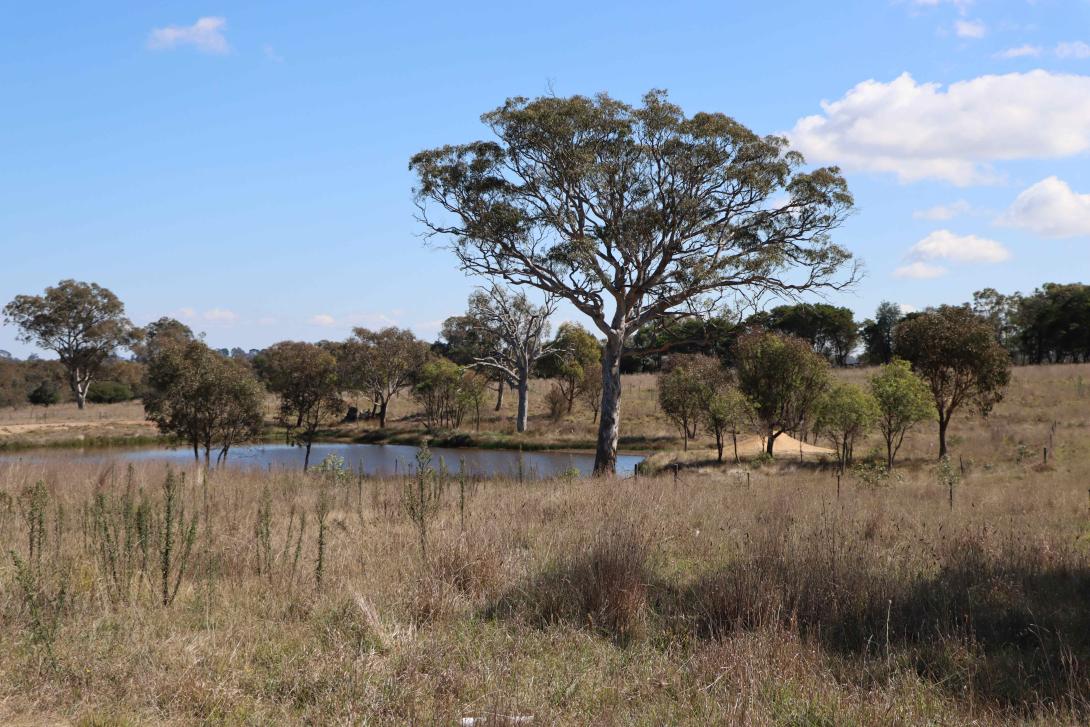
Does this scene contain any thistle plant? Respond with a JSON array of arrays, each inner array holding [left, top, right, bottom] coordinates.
[[403, 444, 441, 560], [159, 469, 198, 606], [315, 483, 330, 591], [18, 481, 49, 577]]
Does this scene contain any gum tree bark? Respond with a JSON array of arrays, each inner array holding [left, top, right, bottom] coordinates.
[[594, 334, 624, 475]]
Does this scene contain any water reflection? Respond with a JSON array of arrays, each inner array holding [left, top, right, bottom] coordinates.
[[0, 442, 644, 479]]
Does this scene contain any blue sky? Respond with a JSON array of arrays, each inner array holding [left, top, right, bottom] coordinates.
[[3, 1, 1090, 357]]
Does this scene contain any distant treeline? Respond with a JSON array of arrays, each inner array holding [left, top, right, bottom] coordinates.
[[620, 282, 1090, 372], [0, 357, 144, 409], [2, 281, 1088, 411]]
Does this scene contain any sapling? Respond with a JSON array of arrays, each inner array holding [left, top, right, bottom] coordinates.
[[159, 469, 198, 606], [315, 483, 330, 591], [403, 444, 440, 560]]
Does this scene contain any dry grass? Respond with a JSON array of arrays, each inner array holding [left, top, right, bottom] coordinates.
[[2, 412, 1090, 724], [0, 400, 156, 447], [3, 365, 1090, 723]]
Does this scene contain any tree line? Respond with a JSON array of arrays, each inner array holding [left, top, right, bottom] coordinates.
[[658, 304, 1011, 466], [4, 278, 1014, 470]]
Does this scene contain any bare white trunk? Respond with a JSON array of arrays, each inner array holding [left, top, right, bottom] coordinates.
[[516, 374, 529, 433], [593, 336, 623, 476]]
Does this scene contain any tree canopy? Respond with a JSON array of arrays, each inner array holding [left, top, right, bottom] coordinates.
[[894, 305, 1011, 458], [749, 303, 859, 365], [340, 327, 429, 428], [814, 381, 878, 468], [412, 90, 855, 474], [869, 359, 933, 469], [256, 341, 343, 470], [538, 322, 602, 414], [734, 331, 830, 456], [460, 286, 557, 433], [860, 302, 902, 366], [3, 280, 134, 409], [657, 354, 719, 451], [144, 339, 265, 463]]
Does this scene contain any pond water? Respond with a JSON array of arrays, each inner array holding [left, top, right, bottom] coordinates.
[[0, 441, 645, 479]]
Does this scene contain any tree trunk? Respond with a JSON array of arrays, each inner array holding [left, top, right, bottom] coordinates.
[[304, 441, 313, 472], [593, 337, 623, 476], [378, 399, 389, 429], [732, 431, 739, 464], [886, 434, 894, 471], [765, 431, 776, 456], [494, 379, 504, 411], [515, 374, 529, 433], [938, 413, 949, 459], [71, 370, 87, 409]]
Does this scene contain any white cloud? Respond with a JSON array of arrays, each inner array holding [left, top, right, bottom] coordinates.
[[910, 0, 973, 12], [177, 307, 196, 320], [789, 71, 1090, 185], [203, 308, 239, 323], [913, 200, 971, 220], [147, 17, 230, 54], [262, 44, 284, 63], [1056, 41, 1090, 59], [310, 314, 336, 327], [999, 176, 1090, 238], [898, 303, 920, 314], [954, 19, 986, 38], [997, 44, 1041, 59], [344, 312, 399, 328], [894, 262, 948, 279], [908, 229, 1011, 263]]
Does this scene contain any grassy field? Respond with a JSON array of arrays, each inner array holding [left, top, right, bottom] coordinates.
[[1, 365, 1089, 724]]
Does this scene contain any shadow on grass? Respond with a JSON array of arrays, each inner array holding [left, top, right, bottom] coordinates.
[[678, 540, 1090, 711], [483, 524, 1090, 714]]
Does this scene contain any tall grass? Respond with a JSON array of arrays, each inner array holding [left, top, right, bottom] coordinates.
[[0, 445, 1088, 724]]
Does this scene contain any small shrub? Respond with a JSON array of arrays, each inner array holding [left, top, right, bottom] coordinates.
[[489, 523, 651, 644], [315, 453, 349, 485], [545, 384, 567, 422], [28, 381, 60, 407], [87, 380, 134, 404]]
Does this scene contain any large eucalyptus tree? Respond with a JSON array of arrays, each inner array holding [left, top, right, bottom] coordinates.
[[411, 91, 855, 474], [3, 280, 133, 409]]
